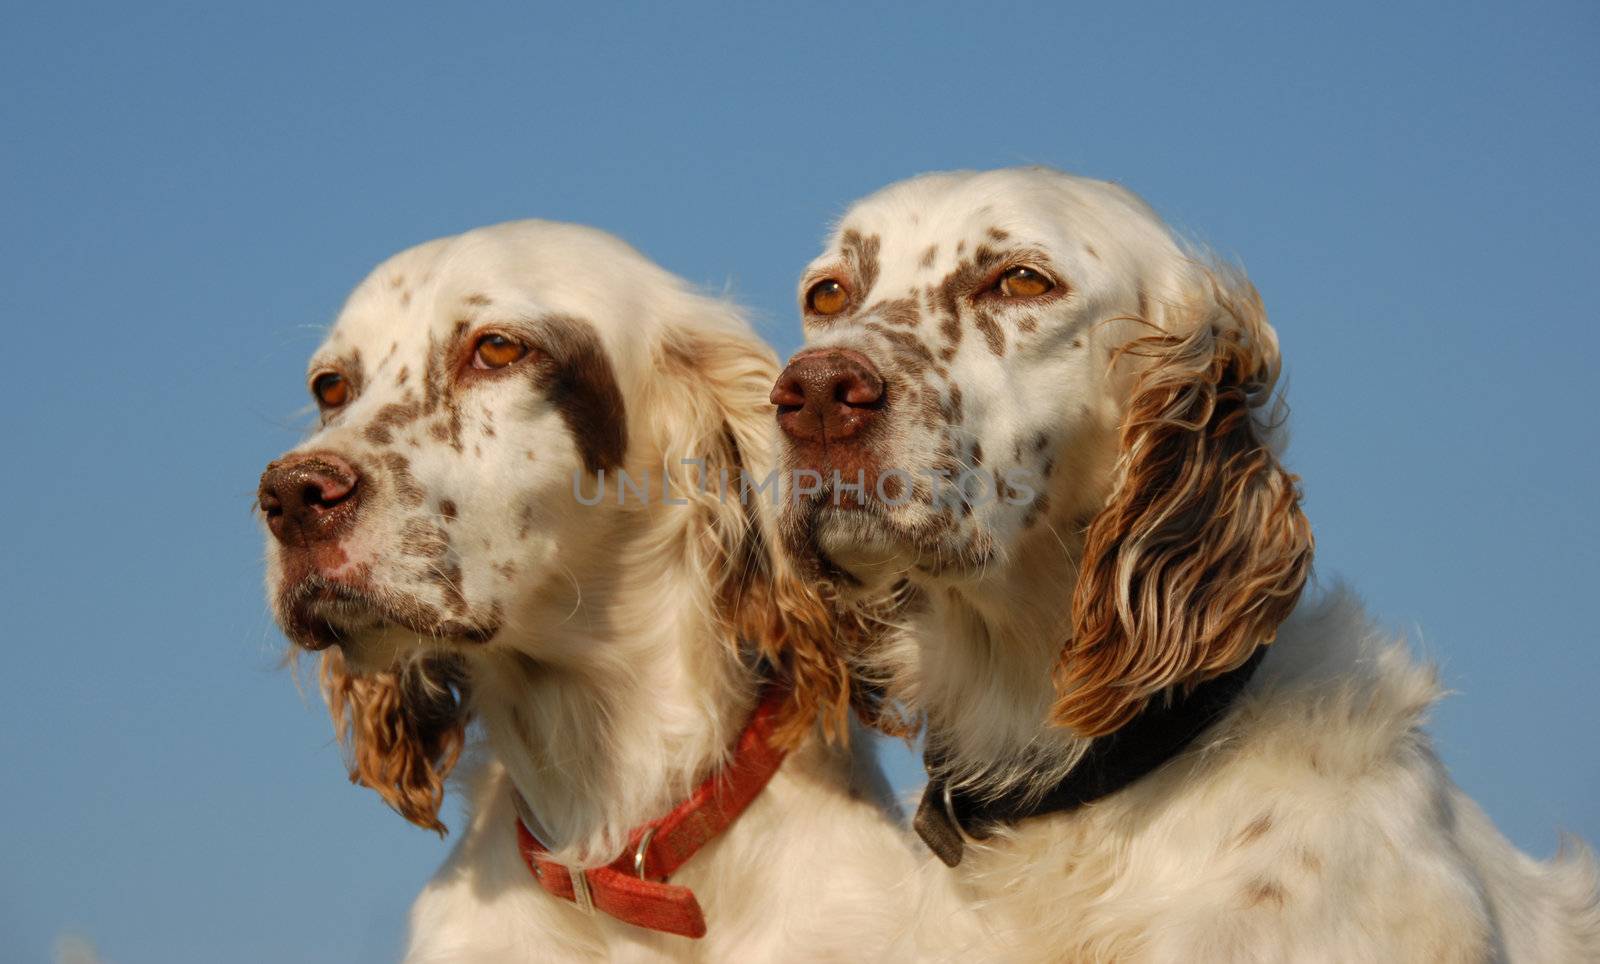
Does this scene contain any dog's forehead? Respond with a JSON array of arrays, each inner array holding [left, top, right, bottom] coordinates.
[[313, 221, 660, 371], [817, 168, 1161, 282]]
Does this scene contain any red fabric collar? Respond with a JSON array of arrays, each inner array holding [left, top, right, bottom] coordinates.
[[514, 687, 791, 939]]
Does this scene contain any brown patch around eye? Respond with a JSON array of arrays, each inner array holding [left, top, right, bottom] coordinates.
[[312, 371, 350, 408], [806, 279, 850, 316], [535, 315, 628, 474]]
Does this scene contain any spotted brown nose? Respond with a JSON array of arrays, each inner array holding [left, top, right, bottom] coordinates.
[[772, 349, 885, 443], [259, 452, 362, 546]]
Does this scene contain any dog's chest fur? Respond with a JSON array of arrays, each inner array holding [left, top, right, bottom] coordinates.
[[913, 592, 1597, 962]]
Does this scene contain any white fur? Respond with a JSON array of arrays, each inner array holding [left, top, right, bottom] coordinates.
[[784, 169, 1600, 961]]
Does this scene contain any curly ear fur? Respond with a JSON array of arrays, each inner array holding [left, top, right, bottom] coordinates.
[[1051, 271, 1314, 737], [320, 648, 471, 834], [651, 316, 856, 747]]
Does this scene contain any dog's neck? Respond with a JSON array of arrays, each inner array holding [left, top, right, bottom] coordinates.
[[889, 547, 1095, 799], [472, 531, 757, 865]]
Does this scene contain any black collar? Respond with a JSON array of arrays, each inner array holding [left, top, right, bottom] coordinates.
[[914, 646, 1267, 867]]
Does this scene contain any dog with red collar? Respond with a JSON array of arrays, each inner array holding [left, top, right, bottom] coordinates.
[[259, 222, 960, 960]]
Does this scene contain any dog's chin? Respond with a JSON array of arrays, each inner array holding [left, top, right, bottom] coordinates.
[[276, 576, 498, 665], [806, 506, 918, 593]]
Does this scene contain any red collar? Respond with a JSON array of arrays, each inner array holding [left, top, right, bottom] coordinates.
[[514, 687, 790, 939]]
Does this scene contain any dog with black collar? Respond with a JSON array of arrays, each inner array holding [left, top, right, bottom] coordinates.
[[774, 167, 1600, 962]]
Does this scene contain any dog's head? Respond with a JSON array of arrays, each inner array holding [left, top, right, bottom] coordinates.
[[776, 168, 1313, 737], [261, 221, 848, 830]]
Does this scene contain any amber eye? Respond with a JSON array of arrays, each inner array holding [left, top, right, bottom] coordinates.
[[311, 371, 350, 408], [806, 279, 850, 316], [472, 333, 528, 370], [997, 266, 1054, 299]]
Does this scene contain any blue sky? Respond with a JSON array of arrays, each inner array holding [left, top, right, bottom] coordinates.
[[2, 2, 1595, 961]]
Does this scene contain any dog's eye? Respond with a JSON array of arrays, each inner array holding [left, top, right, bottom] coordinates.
[[473, 333, 528, 370], [997, 266, 1054, 299], [311, 372, 350, 408], [806, 279, 850, 316]]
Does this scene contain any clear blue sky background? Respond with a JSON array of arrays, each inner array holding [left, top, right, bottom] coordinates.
[[2, 3, 1595, 961]]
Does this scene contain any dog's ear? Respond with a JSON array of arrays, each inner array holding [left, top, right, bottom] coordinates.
[[1051, 270, 1314, 736], [319, 648, 470, 834], [650, 310, 855, 747]]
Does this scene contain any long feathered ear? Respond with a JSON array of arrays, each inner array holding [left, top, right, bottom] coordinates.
[[319, 648, 471, 834], [650, 312, 855, 748], [1051, 269, 1314, 736]]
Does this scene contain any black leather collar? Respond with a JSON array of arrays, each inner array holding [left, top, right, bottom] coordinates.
[[914, 646, 1267, 867]]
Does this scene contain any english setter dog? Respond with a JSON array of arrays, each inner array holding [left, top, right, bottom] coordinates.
[[774, 168, 1600, 961], [258, 222, 937, 961]]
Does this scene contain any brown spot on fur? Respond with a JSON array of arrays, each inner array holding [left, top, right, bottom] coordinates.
[[874, 297, 920, 328], [987, 227, 1010, 242], [939, 314, 962, 350], [1022, 491, 1052, 529], [1242, 878, 1287, 909], [973, 310, 1006, 357], [328, 348, 366, 399], [919, 245, 938, 268], [432, 563, 469, 615], [1084, 245, 1099, 260], [866, 323, 936, 374], [381, 452, 426, 507], [1298, 849, 1323, 873], [399, 518, 449, 558], [463, 293, 491, 307], [364, 400, 422, 446], [1234, 813, 1273, 846], [439, 499, 457, 521], [840, 229, 881, 298], [400, 289, 412, 307], [421, 323, 472, 415], [395, 365, 410, 386], [933, 244, 1009, 356]]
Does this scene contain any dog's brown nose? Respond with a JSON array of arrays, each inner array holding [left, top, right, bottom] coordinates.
[[772, 349, 885, 443], [259, 452, 362, 545]]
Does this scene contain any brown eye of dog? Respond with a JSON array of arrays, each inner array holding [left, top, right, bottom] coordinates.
[[806, 279, 849, 316], [311, 372, 349, 408], [997, 266, 1054, 299], [473, 333, 528, 370]]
